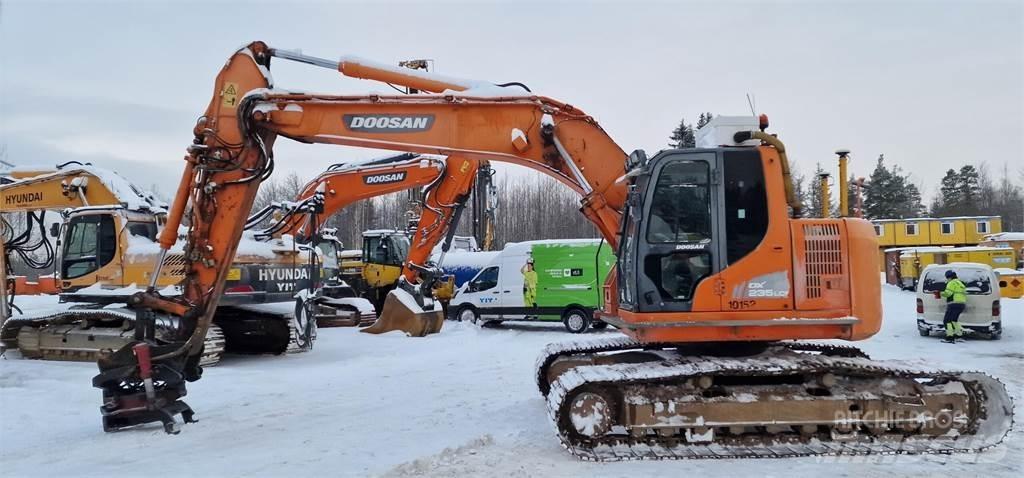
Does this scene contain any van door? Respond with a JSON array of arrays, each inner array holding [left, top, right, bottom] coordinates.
[[466, 266, 501, 315], [499, 253, 530, 319]]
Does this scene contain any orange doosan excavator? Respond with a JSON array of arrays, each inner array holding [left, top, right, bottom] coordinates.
[[251, 152, 474, 332], [91, 42, 1012, 458]]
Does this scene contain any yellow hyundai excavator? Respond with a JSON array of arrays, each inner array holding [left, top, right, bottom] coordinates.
[[90, 42, 1011, 461], [2, 163, 359, 363]]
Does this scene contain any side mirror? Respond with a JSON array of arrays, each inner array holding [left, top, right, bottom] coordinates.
[[50, 223, 61, 238]]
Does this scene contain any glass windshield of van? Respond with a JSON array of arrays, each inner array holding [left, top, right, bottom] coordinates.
[[922, 269, 992, 295]]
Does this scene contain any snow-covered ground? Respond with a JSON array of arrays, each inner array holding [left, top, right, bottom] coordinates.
[[1, 285, 1021, 477]]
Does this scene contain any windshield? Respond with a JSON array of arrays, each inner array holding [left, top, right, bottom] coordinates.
[[647, 161, 711, 243], [922, 268, 993, 295], [316, 239, 339, 269], [389, 234, 410, 264]]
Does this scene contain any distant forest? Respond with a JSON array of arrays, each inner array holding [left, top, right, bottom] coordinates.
[[252, 171, 597, 251]]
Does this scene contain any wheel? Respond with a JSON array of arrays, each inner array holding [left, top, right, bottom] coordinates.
[[918, 327, 930, 337], [562, 308, 591, 334], [990, 330, 1002, 340], [591, 320, 609, 330], [458, 306, 479, 324]]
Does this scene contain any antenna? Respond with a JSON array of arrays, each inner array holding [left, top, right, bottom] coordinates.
[[746, 93, 756, 116]]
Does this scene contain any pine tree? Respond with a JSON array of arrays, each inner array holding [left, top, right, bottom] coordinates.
[[863, 155, 894, 219], [956, 165, 981, 215], [668, 117, 695, 148], [696, 112, 714, 129], [933, 169, 962, 216]]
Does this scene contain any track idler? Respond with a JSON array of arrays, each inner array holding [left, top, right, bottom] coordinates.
[[360, 278, 443, 337]]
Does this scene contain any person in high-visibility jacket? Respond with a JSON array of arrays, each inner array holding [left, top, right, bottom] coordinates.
[[939, 269, 967, 343], [521, 257, 538, 308]]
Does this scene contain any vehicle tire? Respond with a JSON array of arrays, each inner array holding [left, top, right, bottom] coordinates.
[[990, 330, 1002, 340], [918, 328, 930, 337], [591, 320, 609, 330], [458, 306, 480, 325], [563, 308, 591, 334]]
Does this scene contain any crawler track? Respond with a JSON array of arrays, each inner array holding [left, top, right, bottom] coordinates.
[[537, 336, 1013, 461]]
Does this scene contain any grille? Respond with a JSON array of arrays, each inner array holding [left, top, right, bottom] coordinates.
[[803, 223, 843, 299], [162, 253, 188, 276]]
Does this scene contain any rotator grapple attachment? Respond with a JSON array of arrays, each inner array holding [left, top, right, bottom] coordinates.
[[92, 310, 202, 434]]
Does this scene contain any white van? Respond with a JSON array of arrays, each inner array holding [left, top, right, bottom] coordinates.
[[916, 263, 1002, 339], [449, 239, 614, 333]]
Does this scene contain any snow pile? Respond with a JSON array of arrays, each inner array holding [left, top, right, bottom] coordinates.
[[985, 232, 1024, 242], [390, 286, 442, 313], [1, 285, 1021, 476]]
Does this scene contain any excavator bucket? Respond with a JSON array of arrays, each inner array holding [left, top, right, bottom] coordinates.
[[360, 289, 444, 337]]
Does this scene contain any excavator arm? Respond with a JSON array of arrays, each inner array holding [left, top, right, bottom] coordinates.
[[245, 152, 481, 335], [95, 41, 630, 433], [143, 41, 628, 345]]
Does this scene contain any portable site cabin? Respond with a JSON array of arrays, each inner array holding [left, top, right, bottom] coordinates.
[[981, 232, 1024, 269], [887, 246, 1018, 289]]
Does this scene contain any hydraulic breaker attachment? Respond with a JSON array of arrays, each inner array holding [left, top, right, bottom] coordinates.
[[360, 278, 443, 337]]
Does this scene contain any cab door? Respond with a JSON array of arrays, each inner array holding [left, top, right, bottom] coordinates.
[[628, 151, 723, 313], [61, 213, 119, 290], [466, 266, 501, 314]]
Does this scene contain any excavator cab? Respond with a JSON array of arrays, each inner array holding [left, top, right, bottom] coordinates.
[[313, 234, 342, 282], [617, 148, 769, 314], [360, 230, 409, 291], [59, 208, 169, 294]]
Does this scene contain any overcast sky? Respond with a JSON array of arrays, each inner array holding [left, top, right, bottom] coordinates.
[[1, 0, 1022, 202]]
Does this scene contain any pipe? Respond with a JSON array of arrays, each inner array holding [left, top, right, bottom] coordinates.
[[818, 173, 831, 218], [734, 131, 804, 217], [837, 150, 850, 217], [338, 58, 469, 94]]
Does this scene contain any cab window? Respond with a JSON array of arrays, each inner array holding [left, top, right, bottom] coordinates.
[[723, 149, 768, 264], [364, 236, 389, 264], [646, 161, 710, 243], [315, 239, 340, 269], [126, 221, 158, 240], [63, 214, 117, 279], [471, 266, 499, 292], [389, 235, 410, 264]]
